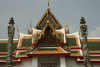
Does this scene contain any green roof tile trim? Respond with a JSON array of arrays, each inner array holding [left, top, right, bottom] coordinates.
[[81, 42, 100, 50], [71, 51, 78, 54], [21, 39, 31, 47], [0, 43, 17, 52], [0, 57, 6, 59], [0, 43, 7, 52], [20, 52, 26, 55], [88, 42, 100, 50], [40, 48, 58, 51], [66, 38, 77, 46], [0, 56, 14, 60]]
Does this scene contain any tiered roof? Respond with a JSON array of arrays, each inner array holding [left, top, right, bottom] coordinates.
[[0, 3, 100, 64], [35, 7, 62, 30]]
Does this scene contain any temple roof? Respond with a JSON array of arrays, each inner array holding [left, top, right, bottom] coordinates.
[[35, 8, 63, 30], [0, 31, 100, 64], [27, 47, 70, 56], [0, 1, 100, 64]]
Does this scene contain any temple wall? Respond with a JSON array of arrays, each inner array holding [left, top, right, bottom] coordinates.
[[65, 57, 100, 67], [38, 56, 60, 67], [14, 58, 32, 67], [60, 56, 66, 67], [0, 57, 100, 67], [0, 64, 5, 67]]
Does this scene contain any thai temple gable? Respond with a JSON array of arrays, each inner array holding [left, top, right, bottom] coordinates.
[[32, 24, 62, 47], [0, 1, 100, 67], [35, 5, 62, 30]]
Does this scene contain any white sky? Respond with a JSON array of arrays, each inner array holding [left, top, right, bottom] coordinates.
[[0, 0, 100, 39]]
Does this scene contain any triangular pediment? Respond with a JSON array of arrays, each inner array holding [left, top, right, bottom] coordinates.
[[35, 9, 62, 30], [37, 25, 60, 47]]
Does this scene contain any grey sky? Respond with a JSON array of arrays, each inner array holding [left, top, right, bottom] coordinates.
[[0, 0, 100, 39]]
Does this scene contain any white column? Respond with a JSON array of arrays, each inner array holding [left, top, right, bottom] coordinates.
[[60, 56, 66, 67], [32, 56, 38, 67]]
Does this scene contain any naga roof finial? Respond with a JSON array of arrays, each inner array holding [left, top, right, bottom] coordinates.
[[17, 26, 20, 33], [30, 21, 32, 27], [65, 21, 67, 27], [78, 29, 81, 34]]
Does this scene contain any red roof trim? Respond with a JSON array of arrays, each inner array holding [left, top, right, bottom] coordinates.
[[14, 57, 29, 60], [15, 61, 22, 64], [68, 56, 84, 58], [71, 48, 83, 49], [0, 62, 6, 64], [76, 61, 100, 63], [15, 49, 26, 50], [89, 53, 100, 54]]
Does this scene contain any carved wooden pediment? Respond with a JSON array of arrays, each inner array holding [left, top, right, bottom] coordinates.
[[37, 26, 60, 47], [35, 9, 62, 30]]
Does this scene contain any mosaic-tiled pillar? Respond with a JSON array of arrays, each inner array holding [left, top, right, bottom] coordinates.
[[6, 17, 15, 67], [80, 17, 93, 67]]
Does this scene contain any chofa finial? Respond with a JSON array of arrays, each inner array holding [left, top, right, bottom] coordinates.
[[17, 26, 20, 33], [65, 21, 67, 27], [78, 29, 81, 33], [30, 21, 32, 27]]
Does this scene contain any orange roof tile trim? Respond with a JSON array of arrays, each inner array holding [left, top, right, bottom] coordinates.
[[33, 47, 65, 53]]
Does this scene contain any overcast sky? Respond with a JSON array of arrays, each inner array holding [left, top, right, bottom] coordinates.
[[0, 0, 100, 39]]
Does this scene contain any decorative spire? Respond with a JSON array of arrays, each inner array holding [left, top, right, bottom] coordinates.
[[48, 0, 49, 7], [9, 17, 15, 24], [80, 16, 86, 24], [47, 0, 50, 9]]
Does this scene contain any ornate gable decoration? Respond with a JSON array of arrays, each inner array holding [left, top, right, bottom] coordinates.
[[35, 9, 63, 30], [33, 21, 61, 47], [31, 20, 68, 48], [37, 24, 60, 47]]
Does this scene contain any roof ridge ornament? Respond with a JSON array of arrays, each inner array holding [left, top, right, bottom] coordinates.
[[66, 27, 69, 34], [65, 21, 67, 27], [27, 28, 31, 34], [17, 26, 20, 33], [78, 29, 81, 34], [47, 0, 50, 10], [30, 21, 33, 28], [48, 0, 49, 7]]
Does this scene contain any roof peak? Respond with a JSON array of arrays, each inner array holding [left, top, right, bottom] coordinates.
[[47, 0, 50, 10]]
